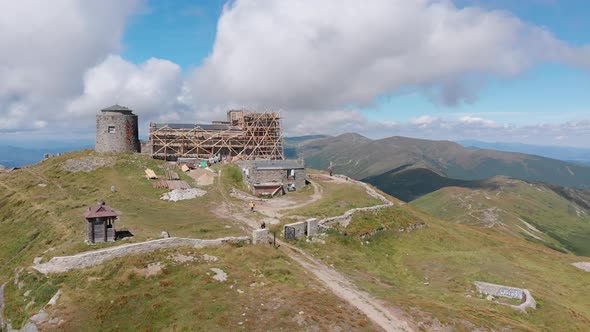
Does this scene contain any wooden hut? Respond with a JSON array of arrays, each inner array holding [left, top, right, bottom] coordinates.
[[84, 202, 118, 244]]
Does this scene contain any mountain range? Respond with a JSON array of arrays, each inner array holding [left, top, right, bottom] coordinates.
[[459, 140, 590, 166], [292, 133, 590, 200]]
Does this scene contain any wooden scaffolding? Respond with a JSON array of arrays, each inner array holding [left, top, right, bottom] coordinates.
[[149, 111, 284, 161]]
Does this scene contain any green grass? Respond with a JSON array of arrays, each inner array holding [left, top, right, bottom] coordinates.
[[0, 152, 378, 330], [297, 205, 590, 331], [3, 150, 590, 331], [221, 164, 249, 192], [334, 206, 421, 237], [286, 180, 382, 219], [411, 178, 590, 256], [1, 151, 243, 260], [6, 246, 378, 331]]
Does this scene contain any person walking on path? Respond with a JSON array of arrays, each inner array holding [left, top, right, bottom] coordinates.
[[249, 200, 255, 212]]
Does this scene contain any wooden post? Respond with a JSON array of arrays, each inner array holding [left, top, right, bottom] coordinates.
[[103, 218, 107, 242]]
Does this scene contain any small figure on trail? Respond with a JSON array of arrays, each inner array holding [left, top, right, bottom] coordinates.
[[329, 168, 333, 176], [261, 221, 266, 229], [353, 177, 358, 181], [249, 200, 255, 212]]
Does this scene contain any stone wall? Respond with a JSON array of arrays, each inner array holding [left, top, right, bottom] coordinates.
[[252, 229, 270, 244], [284, 221, 307, 240], [33, 236, 249, 274], [96, 111, 140, 153], [238, 161, 306, 192], [306, 218, 319, 236]]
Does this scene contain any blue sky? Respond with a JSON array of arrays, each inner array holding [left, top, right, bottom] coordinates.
[[120, 0, 590, 127], [1, 0, 589, 147]]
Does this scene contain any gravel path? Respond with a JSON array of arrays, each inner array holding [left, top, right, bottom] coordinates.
[[280, 241, 413, 332], [217, 174, 414, 331]]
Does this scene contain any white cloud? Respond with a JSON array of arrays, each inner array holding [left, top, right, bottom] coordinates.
[[186, 0, 590, 110], [0, 0, 140, 132], [458, 116, 499, 127], [1, 0, 589, 149], [297, 113, 590, 148], [411, 115, 440, 127], [67, 55, 184, 130]]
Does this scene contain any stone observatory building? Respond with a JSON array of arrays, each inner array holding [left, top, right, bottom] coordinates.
[[96, 104, 140, 153]]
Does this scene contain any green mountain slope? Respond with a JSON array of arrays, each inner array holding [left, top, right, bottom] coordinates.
[[2, 151, 590, 330], [364, 167, 490, 202], [411, 177, 590, 256], [298, 134, 590, 189], [298, 203, 590, 331]]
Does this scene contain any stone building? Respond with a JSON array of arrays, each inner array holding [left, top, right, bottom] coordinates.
[[239, 159, 306, 196], [84, 202, 118, 244], [96, 104, 140, 153]]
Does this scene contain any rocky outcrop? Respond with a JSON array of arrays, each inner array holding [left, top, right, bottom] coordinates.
[[33, 236, 250, 274]]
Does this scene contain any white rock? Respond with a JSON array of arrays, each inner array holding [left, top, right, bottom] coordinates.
[[210, 268, 228, 282], [47, 290, 62, 306]]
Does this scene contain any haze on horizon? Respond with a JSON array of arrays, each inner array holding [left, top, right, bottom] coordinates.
[[1, 0, 589, 147]]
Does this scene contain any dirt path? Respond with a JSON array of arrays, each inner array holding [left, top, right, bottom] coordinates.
[[280, 241, 414, 332], [216, 175, 414, 331]]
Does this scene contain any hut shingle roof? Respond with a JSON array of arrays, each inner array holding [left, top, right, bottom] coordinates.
[[84, 203, 119, 219]]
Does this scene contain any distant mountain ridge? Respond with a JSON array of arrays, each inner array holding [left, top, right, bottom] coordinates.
[[459, 140, 590, 165], [0, 143, 92, 167], [295, 133, 590, 198]]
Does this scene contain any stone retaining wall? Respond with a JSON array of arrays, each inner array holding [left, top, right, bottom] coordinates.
[[252, 229, 270, 244], [284, 221, 307, 240], [33, 236, 249, 274]]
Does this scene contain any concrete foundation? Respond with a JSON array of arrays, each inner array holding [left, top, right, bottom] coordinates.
[[475, 281, 536, 312], [306, 218, 319, 236], [252, 229, 270, 245], [284, 221, 307, 240]]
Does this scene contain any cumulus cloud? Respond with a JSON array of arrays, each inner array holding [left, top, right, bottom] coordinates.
[[0, 0, 140, 132], [186, 0, 590, 110], [290, 113, 590, 148], [1, 0, 589, 149], [67, 55, 184, 129]]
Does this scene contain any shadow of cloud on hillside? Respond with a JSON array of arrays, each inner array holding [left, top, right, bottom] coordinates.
[[364, 167, 504, 202]]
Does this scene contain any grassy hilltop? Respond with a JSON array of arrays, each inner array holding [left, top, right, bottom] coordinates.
[[0, 151, 589, 330], [411, 176, 590, 256], [0, 151, 379, 331]]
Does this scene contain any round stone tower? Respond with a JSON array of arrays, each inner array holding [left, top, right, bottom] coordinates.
[[96, 105, 140, 153]]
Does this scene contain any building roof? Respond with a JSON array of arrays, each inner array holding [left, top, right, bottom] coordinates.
[[254, 159, 305, 170], [151, 123, 241, 131], [101, 104, 134, 114], [84, 202, 119, 219]]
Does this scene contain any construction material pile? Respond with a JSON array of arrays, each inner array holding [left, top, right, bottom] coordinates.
[[160, 188, 207, 202]]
